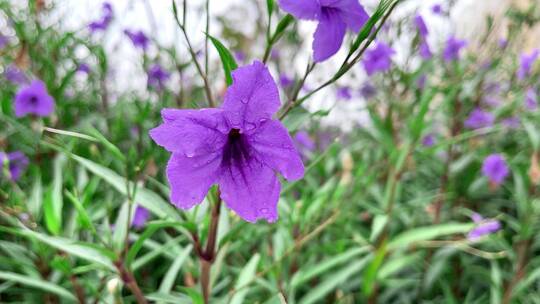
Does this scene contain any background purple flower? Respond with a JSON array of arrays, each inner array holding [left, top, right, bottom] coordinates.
[[279, 0, 369, 62], [0, 151, 29, 181], [502, 117, 520, 129], [4, 65, 28, 85], [131, 206, 150, 229], [77, 63, 91, 74], [525, 88, 538, 110], [14, 80, 55, 117], [149, 61, 304, 223], [363, 42, 395, 75], [294, 131, 316, 156], [464, 108, 494, 129], [279, 74, 294, 88], [467, 213, 501, 240], [419, 41, 432, 60], [336, 86, 352, 100], [416, 74, 427, 89], [414, 15, 428, 38], [443, 36, 467, 62], [482, 154, 509, 185], [124, 30, 149, 50], [0, 33, 10, 49], [147, 64, 170, 90], [88, 2, 113, 33], [517, 50, 539, 80], [431, 4, 442, 15], [360, 82, 376, 99]]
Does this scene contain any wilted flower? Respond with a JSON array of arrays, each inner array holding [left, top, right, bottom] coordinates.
[[124, 30, 149, 50], [414, 15, 428, 38], [336, 86, 352, 100], [363, 42, 395, 75], [4, 65, 27, 85], [517, 50, 539, 80], [443, 36, 467, 62], [131, 206, 149, 229], [88, 2, 113, 33], [0, 151, 29, 181], [278, 0, 368, 62], [149, 61, 304, 223], [147, 64, 170, 90], [422, 133, 435, 147], [279, 74, 294, 88], [467, 213, 501, 240], [525, 88, 537, 110], [482, 154, 509, 185], [14, 80, 55, 117], [360, 82, 376, 99], [464, 108, 494, 129]]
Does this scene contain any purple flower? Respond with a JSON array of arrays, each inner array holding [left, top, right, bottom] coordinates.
[[443, 36, 467, 62], [234, 51, 246, 62], [131, 206, 150, 229], [498, 38, 508, 49], [419, 41, 432, 60], [279, 0, 368, 62], [149, 61, 305, 223], [363, 42, 395, 75], [336, 86, 352, 100], [464, 108, 494, 129], [417, 74, 427, 89], [525, 88, 538, 110], [124, 30, 149, 50], [517, 50, 539, 80], [467, 213, 501, 240], [147, 64, 170, 90], [502, 117, 520, 129], [77, 63, 91, 74], [88, 2, 113, 33], [14, 80, 55, 118], [294, 131, 316, 151], [483, 96, 500, 107], [4, 65, 27, 85], [0, 33, 9, 49], [482, 154, 509, 185], [360, 82, 376, 99], [422, 133, 435, 147], [414, 15, 428, 38], [279, 74, 294, 88], [431, 4, 442, 15], [0, 151, 29, 181]]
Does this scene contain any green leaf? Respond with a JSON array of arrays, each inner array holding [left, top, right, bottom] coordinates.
[[28, 174, 43, 220], [43, 155, 65, 235], [159, 245, 193, 294], [0, 271, 77, 301], [230, 254, 260, 304], [207, 34, 238, 86], [113, 201, 130, 251], [388, 223, 474, 250], [64, 190, 96, 234]]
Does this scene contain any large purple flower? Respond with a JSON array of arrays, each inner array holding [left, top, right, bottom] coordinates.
[[482, 154, 509, 185], [443, 36, 467, 62], [279, 0, 369, 62], [149, 61, 305, 223], [124, 30, 150, 50], [464, 108, 494, 129], [517, 50, 539, 80], [467, 213, 501, 241], [363, 42, 395, 75], [14, 80, 55, 117], [0, 151, 29, 181]]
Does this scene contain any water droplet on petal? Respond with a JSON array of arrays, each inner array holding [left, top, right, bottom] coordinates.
[[185, 151, 195, 158], [241, 97, 249, 104], [259, 118, 268, 123], [245, 123, 256, 131]]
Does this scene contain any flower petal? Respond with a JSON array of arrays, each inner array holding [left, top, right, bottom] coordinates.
[[323, 0, 369, 31], [218, 159, 281, 223], [248, 120, 304, 181], [149, 108, 228, 157], [278, 0, 321, 20], [167, 152, 221, 209], [312, 9, 347, 62], [221, 61, 281, 130]]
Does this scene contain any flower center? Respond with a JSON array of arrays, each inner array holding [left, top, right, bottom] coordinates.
[[222, 128, 250, 166], [28, 95, 38, 105]]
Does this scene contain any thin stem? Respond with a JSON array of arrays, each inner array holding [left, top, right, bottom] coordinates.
[[201, 193, 222, 303], [205, 0, 210, 76], [114, 260, 148, 304]]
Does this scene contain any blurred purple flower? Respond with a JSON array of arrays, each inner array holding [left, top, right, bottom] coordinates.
[[131, 206, 150, 229], [502, 117, 520, 129], [124, 30, 149, 50], [271, 49, 280, 60], [525, 88, 538, 110], [294, 131, 316, 151], [279, 74, 294, 88], [431, 4, 442, 15], [414, 15, 428, 38], [363, 42, 395, 75], [279, 0, 368, 62], [149, 61, 304, 223], [336, 86, 352, 100], [443, 36, 467, 62], [484, 82, 501, 95], [482, 154, 509, 185], [234, 51, 246, 62], [464, 108, 494, 129], [416, 75, 427, 89], [419, 41, 432, 59], [147, 64, 170, 90], [77, 63, 91, 74], [517, 50, 539, 80], [467, 213, 501, 240], [4, 65, 27, 85], [88, 2, 113, 33], [422, 133, 435, 147], [14, 80, 55, 117], [498, 38, 508, 49], [0, 151, 29, 181], [0, 33, 9, 49], [360, 82, 376, 99], [483, 96, 500, 107]]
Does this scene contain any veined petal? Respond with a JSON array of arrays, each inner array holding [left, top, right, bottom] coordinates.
[[278, 0, 321, 20], [221, 61, 281, 130], [248, 120, 304, 181], [326, 0, 369, 32], [218, 158, 281, 223], [149, 108, 228, 157], [312, 9, 347, 62], [167, 152, 221, 209]]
